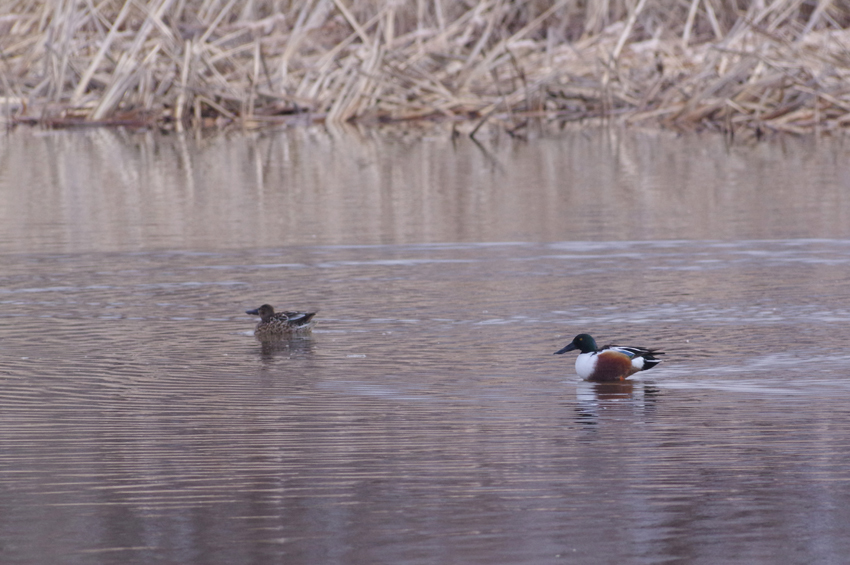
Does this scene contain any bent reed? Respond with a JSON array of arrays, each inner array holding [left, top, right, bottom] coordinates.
[[1, 0, 849, 135]]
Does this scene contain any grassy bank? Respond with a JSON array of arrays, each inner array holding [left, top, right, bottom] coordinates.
[[2, 0, 849, 136]]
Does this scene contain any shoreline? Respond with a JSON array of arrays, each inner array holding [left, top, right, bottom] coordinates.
[[2, 1, 849, 137]]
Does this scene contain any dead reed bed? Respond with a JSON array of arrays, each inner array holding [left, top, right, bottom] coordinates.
[[1, 0, 849, 136]]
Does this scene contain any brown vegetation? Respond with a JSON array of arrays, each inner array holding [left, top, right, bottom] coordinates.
[[1, 0, 849, 136]]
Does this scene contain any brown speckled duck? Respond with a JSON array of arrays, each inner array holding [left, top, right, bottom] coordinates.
[[246, 304, 317, 338]]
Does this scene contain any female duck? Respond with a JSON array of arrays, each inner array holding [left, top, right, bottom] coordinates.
[[554, 333, 663, 382], [246, 304, 317, 338]]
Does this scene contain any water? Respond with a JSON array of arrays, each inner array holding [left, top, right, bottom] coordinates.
[[2, 127, 850, 564]]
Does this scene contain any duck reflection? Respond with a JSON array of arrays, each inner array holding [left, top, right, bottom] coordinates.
[[258, 335, 316, 361], [574, 380, 661, 427]]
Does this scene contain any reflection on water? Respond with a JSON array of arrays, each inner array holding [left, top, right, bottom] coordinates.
[[2, 127, 850, 564], [2, 126, 850, 253], [573, 381, 662, 428], [256, 334, 317, 361]]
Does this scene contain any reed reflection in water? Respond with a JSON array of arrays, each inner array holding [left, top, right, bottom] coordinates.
[[1, 127, 850, 564], [2, 126, 850, 252]]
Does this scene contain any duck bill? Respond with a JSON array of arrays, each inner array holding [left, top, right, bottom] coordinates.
[[554, 343, 577, 355], [245, 308, 260, 315]]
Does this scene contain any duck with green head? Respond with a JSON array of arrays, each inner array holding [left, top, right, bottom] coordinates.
[[554, 333, 664, 381]]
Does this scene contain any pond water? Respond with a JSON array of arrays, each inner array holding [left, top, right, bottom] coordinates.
[[2, 126, 850, 564]]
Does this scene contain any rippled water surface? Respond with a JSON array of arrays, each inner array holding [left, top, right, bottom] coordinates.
[[2, 127, 850, 564]]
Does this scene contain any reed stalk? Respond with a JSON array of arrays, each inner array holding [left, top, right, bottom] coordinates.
[[1, 0, 848, 136]]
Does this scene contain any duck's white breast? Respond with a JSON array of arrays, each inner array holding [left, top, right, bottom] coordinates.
[[575, 353, 598, 380]]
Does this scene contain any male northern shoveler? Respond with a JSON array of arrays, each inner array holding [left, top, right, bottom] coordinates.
[[246, 304, 317, 338], [554, 333, 663, 382]]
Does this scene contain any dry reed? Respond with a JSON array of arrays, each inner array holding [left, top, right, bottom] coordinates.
[[1, 0, 849, 136]]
